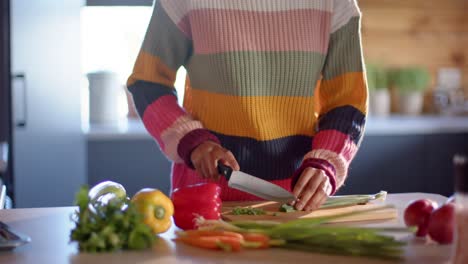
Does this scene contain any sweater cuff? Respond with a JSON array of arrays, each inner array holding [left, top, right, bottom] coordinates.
[[177, 128, 221, 169], [291, 158, 337, 195]]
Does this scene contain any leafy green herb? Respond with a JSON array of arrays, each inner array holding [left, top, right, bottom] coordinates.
[[366, 64, 389, 91], [231, 207, 266, 215], [279, 204, 296, 213], [70, 186, 156, 252], [389, 67, 430, 93]]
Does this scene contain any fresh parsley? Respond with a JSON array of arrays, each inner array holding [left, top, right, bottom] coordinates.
[[231, 206, 266, 215], [70, 186, 156, 252]]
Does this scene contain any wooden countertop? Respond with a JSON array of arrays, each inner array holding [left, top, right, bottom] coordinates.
[[0, 193, 454, 264]]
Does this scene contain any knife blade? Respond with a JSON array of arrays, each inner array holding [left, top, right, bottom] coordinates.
[[218, 164, 296, 203]]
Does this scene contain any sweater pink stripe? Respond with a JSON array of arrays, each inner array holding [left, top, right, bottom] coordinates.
[[312, 130, 357, 162], [189, 9, 331, 54], [143, 95, 186, 135], [160, 115, 205, 162], [142, 95, 186, 149]]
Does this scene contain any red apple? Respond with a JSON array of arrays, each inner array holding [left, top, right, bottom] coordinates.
[[404, 199, 438, 237], [428, 203, 455, 244]]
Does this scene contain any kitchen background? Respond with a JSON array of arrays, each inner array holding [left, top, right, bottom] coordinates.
[[0, 0, 467, 208]]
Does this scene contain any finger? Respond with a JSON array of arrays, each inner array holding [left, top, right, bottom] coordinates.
[[191, 157, 204, 179], [221, 150, 240, 171], [294, 174, 319, 210], [317, 192, 328, 208], [297, 170, 327, 211], [304, 181, 328, 211], [194, 165, 205, 179], [295, 177, 319, 211], [210, 148, 230, 180], [203, 153, 219, 180], [292, 168, 314, 198], [200, 157, 214, 179], [323, 177, 333, 196], [295, 190, 313, 211]]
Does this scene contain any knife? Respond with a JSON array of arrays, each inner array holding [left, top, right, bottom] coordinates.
[[217, 164, 296, 203]]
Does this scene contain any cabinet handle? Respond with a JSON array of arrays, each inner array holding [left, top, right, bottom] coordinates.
[[12, 73, 27, 128]]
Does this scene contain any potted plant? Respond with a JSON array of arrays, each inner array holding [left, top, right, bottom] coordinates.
[[366, 64, 391, 117], [390, 67, 431, 116]]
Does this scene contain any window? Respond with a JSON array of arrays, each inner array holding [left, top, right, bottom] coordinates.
[[81, 6, 187, 123]]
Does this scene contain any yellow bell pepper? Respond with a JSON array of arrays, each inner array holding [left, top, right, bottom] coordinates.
[[131, 188, 174, 235]]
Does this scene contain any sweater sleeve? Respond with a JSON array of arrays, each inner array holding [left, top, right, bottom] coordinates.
[[127, 0, 220, 166], [299, 0, 368, 194]]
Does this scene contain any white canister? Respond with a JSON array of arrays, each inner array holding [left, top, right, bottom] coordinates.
[[398, 91, 424, 116], [87, 71, 121, 124], [369, 89, 391, 117]]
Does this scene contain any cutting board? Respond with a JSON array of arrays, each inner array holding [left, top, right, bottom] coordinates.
[[222, 201, 398, 223]]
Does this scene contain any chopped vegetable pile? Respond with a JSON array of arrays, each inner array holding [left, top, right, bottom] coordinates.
[[279, 204, 296, 213], [231, 206, 266, 215], [70, 186, 156, 252]]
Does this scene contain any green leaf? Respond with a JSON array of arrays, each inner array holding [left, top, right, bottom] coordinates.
[[366, 64, 389, 91], [128, 225, 156, 250], [75, 185, 90, 211], [390, 67, 430, 92], [69, 185, 156, 252], [231, 207, 266, 215]]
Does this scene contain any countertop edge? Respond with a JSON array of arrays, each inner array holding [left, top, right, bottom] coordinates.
[[84, 116, 468, 141]]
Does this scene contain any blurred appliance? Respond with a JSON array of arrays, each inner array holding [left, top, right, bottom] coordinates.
[[0, 0, 13, 208], [1, 0, 86, 207]]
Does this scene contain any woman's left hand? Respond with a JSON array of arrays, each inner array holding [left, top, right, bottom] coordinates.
[[292, 167, 333, 211]]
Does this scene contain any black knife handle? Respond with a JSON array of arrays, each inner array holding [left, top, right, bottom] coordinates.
[[217, 163, 233, 181]]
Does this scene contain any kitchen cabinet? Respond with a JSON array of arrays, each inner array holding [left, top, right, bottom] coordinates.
[[10, 0, 85, 207], [87, 139, 171, 197], [340, 133, 468, 196]]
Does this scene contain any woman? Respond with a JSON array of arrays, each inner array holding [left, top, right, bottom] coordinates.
[[127, 0, 367, 211]]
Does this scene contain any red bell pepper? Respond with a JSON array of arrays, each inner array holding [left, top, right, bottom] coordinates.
[[171, 183, 222, 230]]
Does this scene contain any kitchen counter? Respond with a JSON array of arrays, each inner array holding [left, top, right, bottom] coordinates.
[[0, 193, 454, 264], [84, 116, 468, 140]]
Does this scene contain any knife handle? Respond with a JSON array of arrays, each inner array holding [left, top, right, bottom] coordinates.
[[217, 163, 233, 181]]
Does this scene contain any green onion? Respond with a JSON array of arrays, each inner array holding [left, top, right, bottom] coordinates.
[[320, 191, 387, 209], [279, 204, 296, 213], [196, 204, 410, 260], [231, 207, 266, 215]]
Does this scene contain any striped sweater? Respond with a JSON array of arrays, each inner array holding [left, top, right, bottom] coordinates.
[[127, 0, 368, 201]]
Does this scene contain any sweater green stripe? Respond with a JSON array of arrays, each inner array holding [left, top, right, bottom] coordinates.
[[187, 51, 325, 97]]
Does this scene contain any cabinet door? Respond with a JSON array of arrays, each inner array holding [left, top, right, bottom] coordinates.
[[11, 0, 85, 207]]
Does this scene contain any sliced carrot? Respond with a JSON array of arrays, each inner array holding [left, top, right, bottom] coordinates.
[[175, 236, 243, 252], [175, 236, 219, 250], [242, 233, 270, 249], [178, 230, 243, 240]]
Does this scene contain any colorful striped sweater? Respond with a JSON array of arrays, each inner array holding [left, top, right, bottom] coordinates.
[[127, 0, 368, 201]]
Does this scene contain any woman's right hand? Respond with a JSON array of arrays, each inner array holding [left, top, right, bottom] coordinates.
[[190, 141, 240, 180]]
